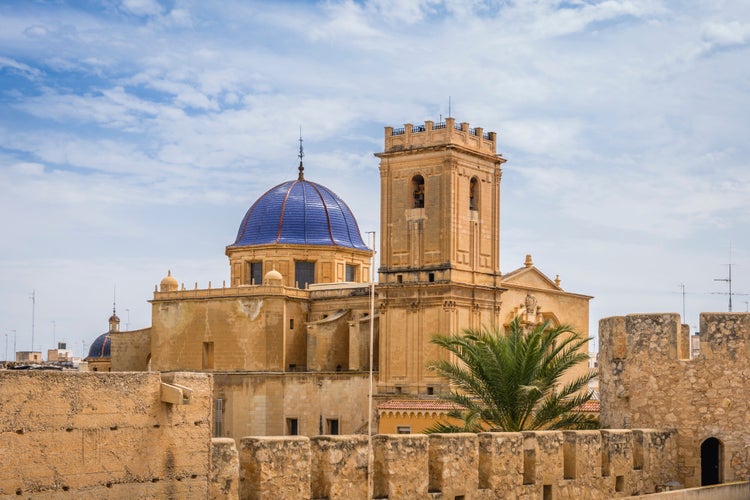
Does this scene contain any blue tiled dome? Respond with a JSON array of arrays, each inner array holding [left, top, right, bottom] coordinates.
[[231, 175, 369, 251], [87, 332, 111, 359]]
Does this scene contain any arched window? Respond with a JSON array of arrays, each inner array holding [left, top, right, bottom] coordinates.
[[412, 175, 425, 208], [469, 177, 479, 211]]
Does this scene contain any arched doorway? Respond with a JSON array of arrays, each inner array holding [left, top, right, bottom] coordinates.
[[701, 437, 722, 486]]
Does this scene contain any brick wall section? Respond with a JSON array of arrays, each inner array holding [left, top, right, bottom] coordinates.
[[599, 312, 750, 487], [0, 371, 217, 499], [236, 430, 678, 499]]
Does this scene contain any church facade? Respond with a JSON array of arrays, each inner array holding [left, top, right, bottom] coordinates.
[[111, 117, 592, 440]]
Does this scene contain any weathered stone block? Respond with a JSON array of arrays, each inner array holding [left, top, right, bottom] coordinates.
[[310, 435, 369, 500], [239, 436, 311, 500], [372, 434, 429, 499], [211, 437, 239, 500], [478, 432, 523, 494], [428, 433, 478, 497]]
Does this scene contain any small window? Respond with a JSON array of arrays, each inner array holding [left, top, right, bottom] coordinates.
[[412, 175, 425, 208], [288, 364, 296, 371], [469, 177, 479, 211], [248, 261, 263, 285], [295, 261, 315, 289], [287, 418, 298, 436], [346, 264, 356, 282], [213, 399, 224, 437], [289, 319, 294, 330], [326, 418, 339, 435], [397, 426, 411, 434], [426, 386, 434, 395], [428, 272, 435, 282], [397, 274, 403, 284]]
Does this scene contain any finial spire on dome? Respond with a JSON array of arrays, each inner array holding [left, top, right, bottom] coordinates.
[[298, 126, 305, 180]]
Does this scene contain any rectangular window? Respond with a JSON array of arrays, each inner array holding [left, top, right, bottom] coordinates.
[[202, 342, 214, 370], [289, 319, 294, 330], [295, 261, 315, 289], [396, 426, 411, 434], [249, 261, 263, 285], [345, 264, 356, 282], [213, 399, 224, 437], [287, 418, 298, 436], [426, 386, 434, 395], [428, 272, 435, 282], [326, 418, 339, 435]]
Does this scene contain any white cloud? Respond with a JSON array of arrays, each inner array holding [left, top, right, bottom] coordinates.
[[1, 0, 750, 351], [118, 0, 164, 17], [0, 56, 42, 79]]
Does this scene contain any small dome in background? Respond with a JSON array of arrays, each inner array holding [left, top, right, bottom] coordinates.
[[160, 270, 179, 292], [264, 269, 283, 285], [87, 332, 111, 360]]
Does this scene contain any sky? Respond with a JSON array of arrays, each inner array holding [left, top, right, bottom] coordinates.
[[1, 0, 749, 359]]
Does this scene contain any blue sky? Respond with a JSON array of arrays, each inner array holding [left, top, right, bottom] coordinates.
[[1, 0, 750, 358]]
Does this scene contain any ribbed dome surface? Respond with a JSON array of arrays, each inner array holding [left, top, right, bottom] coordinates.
[[87, 332, 111, 359], [232, 178, 369, 250]]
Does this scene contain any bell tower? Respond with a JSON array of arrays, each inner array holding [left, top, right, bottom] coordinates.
[[376, 117, 505, 286], [375, 118, 506, 395]]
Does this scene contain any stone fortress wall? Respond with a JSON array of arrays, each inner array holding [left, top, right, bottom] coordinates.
[[1, 370, 682, 499], [599, 312, 750, 488], [239, 429, 678, 499], [4, 312, 750, 498], [0, 371, 234, 499]]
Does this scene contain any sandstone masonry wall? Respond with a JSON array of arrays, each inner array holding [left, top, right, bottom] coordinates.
[[238, 430, 677, 499], [0, 371, 235, 499], [599, 312, 750, 488]]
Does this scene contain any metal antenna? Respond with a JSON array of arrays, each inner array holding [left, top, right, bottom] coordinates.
[[713, 244, 734, 312], [29, 290, 35, 352], [678, 283, 686, 320]]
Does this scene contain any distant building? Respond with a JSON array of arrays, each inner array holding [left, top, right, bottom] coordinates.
[[47, 342, 73, 362], [15, 351, 42, 363]]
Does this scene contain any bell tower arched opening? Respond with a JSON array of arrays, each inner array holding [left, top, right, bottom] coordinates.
[[412, 175, 425, 208]]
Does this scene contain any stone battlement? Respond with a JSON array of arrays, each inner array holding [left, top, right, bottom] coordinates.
[[382, 117, 498, 156], [599, 312, 750, 363], [238, 429, 678, 499]]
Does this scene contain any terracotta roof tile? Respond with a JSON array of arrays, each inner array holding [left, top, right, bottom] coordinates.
[[378, 399, 464, 411]]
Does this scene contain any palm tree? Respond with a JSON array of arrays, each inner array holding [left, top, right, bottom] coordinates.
[[426, 316, 598, 432]]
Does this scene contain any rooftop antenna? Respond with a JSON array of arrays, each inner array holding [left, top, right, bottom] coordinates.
[[29, 290, 35, 352], [448, 96, 452, 118], [678, 283, 686, 320], [298, 126, 305, 180], [714, 243, 734, 312]]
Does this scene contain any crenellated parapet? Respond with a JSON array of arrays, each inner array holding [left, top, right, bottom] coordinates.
[[383, 117, 499, 157], [237, 430, 678, 498], [600, 313, 750, 364], [598, 312, 750, 488]]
